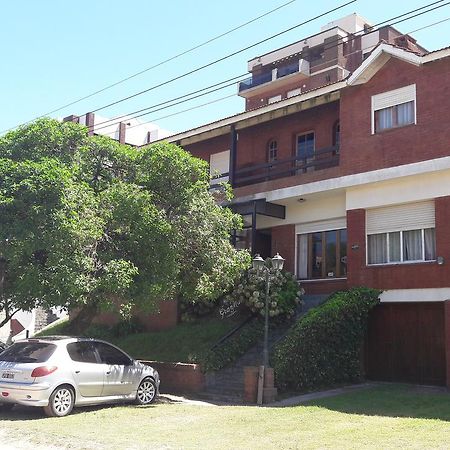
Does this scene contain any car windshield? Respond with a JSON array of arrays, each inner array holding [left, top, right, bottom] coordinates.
[[0, 342, 57, 363]]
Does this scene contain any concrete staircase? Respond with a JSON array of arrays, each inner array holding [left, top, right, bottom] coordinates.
[[199, 294, 329, 402]]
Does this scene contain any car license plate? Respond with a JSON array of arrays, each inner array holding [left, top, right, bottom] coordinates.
[[1, 373, 14, 379]]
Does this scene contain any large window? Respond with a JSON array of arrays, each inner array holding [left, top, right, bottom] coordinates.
[[374, 101, 414, 132], [367, 228, 435, 265], [297, 229, 347, 279], [366, 201, 436, 265], [371, 84, 416, 134]]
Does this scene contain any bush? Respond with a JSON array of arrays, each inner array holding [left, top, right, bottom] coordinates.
[[198, 319, 264, 372], [222, 260, 303, 319], [273, 287, 380, 392]]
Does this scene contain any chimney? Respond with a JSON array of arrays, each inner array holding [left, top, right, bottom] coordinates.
[[85, 112, 95, 136], [118, 122, 127, 144]]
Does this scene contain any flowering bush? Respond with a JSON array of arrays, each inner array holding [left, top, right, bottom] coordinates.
[[222, 259, 303, 319]]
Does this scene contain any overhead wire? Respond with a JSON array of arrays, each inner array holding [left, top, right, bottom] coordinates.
[[92, 0, 450, 136], [1, 0, 298, 132]]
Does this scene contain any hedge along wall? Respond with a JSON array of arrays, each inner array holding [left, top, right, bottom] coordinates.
[[273, 287, 380, 391]]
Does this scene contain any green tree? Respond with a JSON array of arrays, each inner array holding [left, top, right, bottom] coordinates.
[[0, 119, 248, 333]]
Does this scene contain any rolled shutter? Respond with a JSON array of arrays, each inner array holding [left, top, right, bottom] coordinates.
[[366, 200, 435, 234], [371, 84, 416, 111], [295, 217, 346, 235]]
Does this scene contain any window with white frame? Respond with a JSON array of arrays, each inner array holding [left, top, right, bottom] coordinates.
[[209, 150, 230, 185], [366, 201, 436, 265], [371, 84, 416, 134]]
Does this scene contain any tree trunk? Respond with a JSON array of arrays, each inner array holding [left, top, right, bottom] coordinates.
[[66, 302, 100, 335]]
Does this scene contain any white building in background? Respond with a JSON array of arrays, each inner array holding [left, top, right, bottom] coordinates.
[[63, 112, 171, 146]]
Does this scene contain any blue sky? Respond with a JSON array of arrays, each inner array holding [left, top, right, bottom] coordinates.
[[2, 0, 449, 135]]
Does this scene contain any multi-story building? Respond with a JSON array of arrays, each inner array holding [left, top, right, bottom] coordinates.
[[159, 14, 450, 387], [64, 112, 171, 146]]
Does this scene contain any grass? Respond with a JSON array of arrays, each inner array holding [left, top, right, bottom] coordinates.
[[37, 315, 241, 363], [0, 385, 448, 449]]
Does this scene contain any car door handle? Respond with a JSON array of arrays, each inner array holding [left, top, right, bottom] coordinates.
[[106, 371, 111, 375], [75, 370, 80, 374]]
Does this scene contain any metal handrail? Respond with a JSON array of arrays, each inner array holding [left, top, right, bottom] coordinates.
[[209, 314, 256, 351]]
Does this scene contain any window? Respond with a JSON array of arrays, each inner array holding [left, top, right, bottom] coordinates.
[[374, 101, 414, 132], [268, 95, 282, 104], [367, 228, 435, 264], [287, 88, 301, 98], [297, 228, 347, 279], [94, 342, 132, 366], [67, 342, 98, 364], [332, 121, 340, 148], [209, 150, 230, 185], [0, 342, 56, 363], [267, 139, 278, 162], [297, 132, 315, 160], [371, 84, 416, 134], [366, 201, 436, 265]]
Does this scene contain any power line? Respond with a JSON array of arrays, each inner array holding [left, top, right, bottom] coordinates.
[[88, 1, 450, 135], [91, 73, 248, 129], [1, 0, 298, 133], [89, 0, 357, 114]]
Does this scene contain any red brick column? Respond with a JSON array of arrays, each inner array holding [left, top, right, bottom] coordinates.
[[346, 209, 366, 288], [445, 300, 450, 389], [271, 224, 295, 274]]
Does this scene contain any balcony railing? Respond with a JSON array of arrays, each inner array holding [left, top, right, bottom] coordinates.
[[239, 72, 273, 93], [238, 59, 310, 93], [233, 145, 339, 187]]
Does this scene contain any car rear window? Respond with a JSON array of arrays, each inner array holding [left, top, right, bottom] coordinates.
[[0, 342, 57, 363]]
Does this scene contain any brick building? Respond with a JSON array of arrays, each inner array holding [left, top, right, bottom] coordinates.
[[159, 14, 450, 387]]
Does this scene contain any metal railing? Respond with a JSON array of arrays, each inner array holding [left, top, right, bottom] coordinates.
[[233, 145, 339, 187], [238, 72, 272, 92]]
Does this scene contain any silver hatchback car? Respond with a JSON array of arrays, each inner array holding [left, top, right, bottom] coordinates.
[[0, 336, 160, 417]]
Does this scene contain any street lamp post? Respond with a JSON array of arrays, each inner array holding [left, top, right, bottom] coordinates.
[[252, 252, 285, 404]]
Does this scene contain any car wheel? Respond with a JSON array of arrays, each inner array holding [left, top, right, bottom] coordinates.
[[44, 385, 75, 417], [135, 377, 157, 405]]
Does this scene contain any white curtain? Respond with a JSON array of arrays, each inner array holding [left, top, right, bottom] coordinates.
[[397, 101, 414, 126], [388, 232, 401, 262], [403, 229, 422, 261], [376, 107, 393, 131], [368, 233, 387, 264], [424, 228, 436, 260]]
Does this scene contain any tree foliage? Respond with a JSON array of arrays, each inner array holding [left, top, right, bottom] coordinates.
[[0, 119, 249, 332]]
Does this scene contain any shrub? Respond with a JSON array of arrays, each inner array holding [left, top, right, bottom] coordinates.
[[198, 319, 264, 372], [273, 287, 380, 392], [222, 260, 303, 319]]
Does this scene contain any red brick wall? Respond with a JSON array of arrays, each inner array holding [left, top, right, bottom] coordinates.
[[92, 300, 178, 332], [237, 101, 339, 169], [302, 279, 348, 295], [340, 58, 450, 175], [183, 134, 230, 163], [141, 361, 205, 393], [271, 224, 295, 274], [347, 196, 450, 290]]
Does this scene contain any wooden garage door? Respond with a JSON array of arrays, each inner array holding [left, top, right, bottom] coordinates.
[[366, 302, 446, 386]]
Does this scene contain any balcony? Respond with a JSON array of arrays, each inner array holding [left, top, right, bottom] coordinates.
[[238, 59, 310, 98], [233, 145, 339, 187]]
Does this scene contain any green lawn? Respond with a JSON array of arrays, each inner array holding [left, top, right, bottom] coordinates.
[[1, 385, 449, 449], [37, 315, 240, 363]]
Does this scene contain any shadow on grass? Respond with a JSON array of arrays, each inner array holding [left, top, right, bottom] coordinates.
[[302, 384, 450, 422], [0, 396, 174, 422]]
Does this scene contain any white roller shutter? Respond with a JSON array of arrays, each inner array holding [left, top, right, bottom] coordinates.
[[295, 217, 346, 235], [371, 84, 416, 111], [366, 200, 435, 234]]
